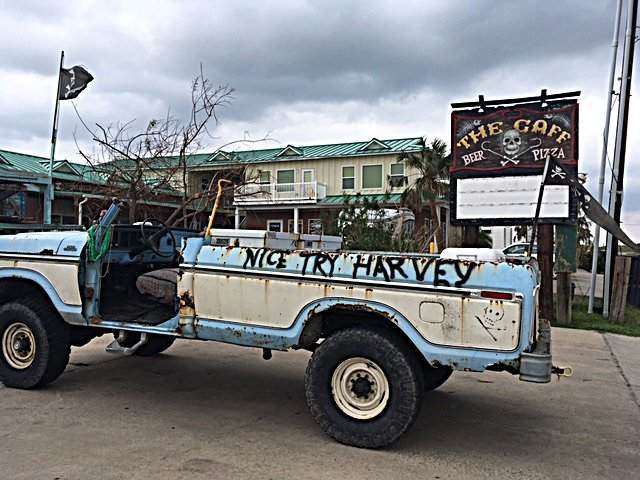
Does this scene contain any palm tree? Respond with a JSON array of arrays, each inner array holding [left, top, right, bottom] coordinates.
[[401, 138, 450, 251]]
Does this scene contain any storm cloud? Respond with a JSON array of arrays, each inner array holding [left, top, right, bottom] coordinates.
[[0, 0, 638, 238]]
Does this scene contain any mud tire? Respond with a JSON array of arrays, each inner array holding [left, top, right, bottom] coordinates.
[[0, 298, 70, 389], [305, 327, 424, 448]]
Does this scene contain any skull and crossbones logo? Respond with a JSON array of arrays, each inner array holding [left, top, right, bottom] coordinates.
[[475, 303, 506, 341], [550, 166, 566, 179], [481, 131, 542, 167], [502, 129, 522, 157]]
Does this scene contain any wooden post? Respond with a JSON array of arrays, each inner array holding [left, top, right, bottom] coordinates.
[[538, 224, 555, 323], [447, 225, 480, 248], [556, 273, 572, 325], [463, 226, 480, 246], [610, 255, 632, 323], [447, 225, 463, 248], [554, 225, 577, 326]]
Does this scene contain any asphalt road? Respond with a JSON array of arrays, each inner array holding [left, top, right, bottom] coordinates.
[[1, 328, 638, 480]]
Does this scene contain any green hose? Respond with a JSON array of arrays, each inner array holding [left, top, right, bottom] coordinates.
[[87, 225, 111, 262]]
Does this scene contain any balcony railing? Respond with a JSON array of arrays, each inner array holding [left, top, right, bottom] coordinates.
[[234, 181, 327, 205]]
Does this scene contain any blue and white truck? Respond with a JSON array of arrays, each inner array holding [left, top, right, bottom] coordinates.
[[0, 201, 565, 448]]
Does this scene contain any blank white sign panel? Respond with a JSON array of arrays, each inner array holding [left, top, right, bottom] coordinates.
[[456, 176, 569, 220]]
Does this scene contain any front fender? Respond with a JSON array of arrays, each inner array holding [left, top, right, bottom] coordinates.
[[0, 268, 84, 325]]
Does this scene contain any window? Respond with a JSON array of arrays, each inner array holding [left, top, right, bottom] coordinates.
[[267, 220, 283, 232], [342, 166, 355, 190], [258, 170, 271, 193], [258, 170, 271, 184], [276, 169, 295, 193], [504, 244, 526, 255], [362, 164, 383, 189], [277, 169, 294, 184], [389, 163, 406, 187], [287, 219, 303, 233], [308, 218, 323, 235], [201, 176, 211, 191], [302, 169, 314, 183], [0, 191, 25, 218]]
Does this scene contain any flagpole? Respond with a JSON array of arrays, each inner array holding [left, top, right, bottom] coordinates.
[[45, 50, 64, 225]]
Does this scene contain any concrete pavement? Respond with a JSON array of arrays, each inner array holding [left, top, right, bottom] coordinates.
[[1, 328, 639, 480], [605, 333, 640, 408]]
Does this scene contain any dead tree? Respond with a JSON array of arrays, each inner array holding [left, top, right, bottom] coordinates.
[[75, 66, 268, 225]]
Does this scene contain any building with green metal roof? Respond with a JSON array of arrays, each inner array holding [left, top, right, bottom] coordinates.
[[185, 136, 435, 235], [0, 148, 187, 231], [1, 135, 445, 238]]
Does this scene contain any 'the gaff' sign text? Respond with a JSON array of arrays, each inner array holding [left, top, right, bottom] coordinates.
[[450, 101, 578, 175]]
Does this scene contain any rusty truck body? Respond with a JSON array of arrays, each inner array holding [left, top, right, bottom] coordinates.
[[0, 201, 562, 448]]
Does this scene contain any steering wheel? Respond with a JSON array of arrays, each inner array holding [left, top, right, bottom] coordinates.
[[139, 218, 177, 258]]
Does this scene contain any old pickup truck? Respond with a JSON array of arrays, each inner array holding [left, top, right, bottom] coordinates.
[[0, 201, 565, 448]]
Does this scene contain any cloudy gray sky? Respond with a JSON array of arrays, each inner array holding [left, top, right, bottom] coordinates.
[[1, 0, 638, 239]]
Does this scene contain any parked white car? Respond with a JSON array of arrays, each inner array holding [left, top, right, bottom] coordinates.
[[503, 242, 538, 258]]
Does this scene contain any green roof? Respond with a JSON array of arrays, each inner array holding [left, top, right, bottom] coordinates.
[[1, 136, 424, 184], [0, 149, 105, 184], [196, 137, 425, 168], [0, 149, 176, 195], [320, 194, 403, 206]]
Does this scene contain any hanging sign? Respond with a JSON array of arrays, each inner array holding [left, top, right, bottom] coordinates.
[[450, 101, 578, 176]]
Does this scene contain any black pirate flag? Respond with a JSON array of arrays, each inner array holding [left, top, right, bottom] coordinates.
[[59, 66, 93, 100]]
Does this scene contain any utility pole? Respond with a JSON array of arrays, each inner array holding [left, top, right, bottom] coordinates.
[[589, 0, 623, 313], [603, 0, 638, 317]]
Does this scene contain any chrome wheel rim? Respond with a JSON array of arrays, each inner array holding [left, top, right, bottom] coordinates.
[[2, 322, 36, 370], [331, 357, 389, 420]]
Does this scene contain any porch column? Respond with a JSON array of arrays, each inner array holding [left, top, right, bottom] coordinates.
[[293, 207, 299, 234], [234, 207, 240, 229]]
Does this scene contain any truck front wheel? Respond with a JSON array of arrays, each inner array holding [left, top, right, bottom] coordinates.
[[0, 299, 70, 389], [304, 327, 424, 448]]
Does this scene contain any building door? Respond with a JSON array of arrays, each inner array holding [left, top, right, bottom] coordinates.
[[302, 169, 315, 198], [287, 219, 303, 234]]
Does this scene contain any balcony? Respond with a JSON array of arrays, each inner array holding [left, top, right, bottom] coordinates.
[[234, 181, 327, 206]]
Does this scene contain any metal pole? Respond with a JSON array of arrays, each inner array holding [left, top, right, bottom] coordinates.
[[604, 0, 638, 317], [78, 196, 88, 226], [529, 155, 552, 257], [589, 0, 623, 313], [45, 50, 64, 225]]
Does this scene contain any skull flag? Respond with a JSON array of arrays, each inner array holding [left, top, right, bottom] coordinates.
[[450, 100, 578, 175], [58, 66, 93, 100]]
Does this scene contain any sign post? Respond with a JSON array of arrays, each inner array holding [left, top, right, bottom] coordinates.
[[449, 91, 580, 325], [555, 224, 577, 325]]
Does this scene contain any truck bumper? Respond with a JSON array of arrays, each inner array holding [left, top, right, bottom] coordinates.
[[519, 351, 552, 383], [519, 315, 553, 383]]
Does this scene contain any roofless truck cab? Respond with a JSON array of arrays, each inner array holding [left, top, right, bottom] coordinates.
[[0, 200, 570, 448]]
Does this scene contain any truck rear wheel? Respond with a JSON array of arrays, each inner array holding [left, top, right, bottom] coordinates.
[[304, 327, 424, 448], [0, 299, 70, 389]]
